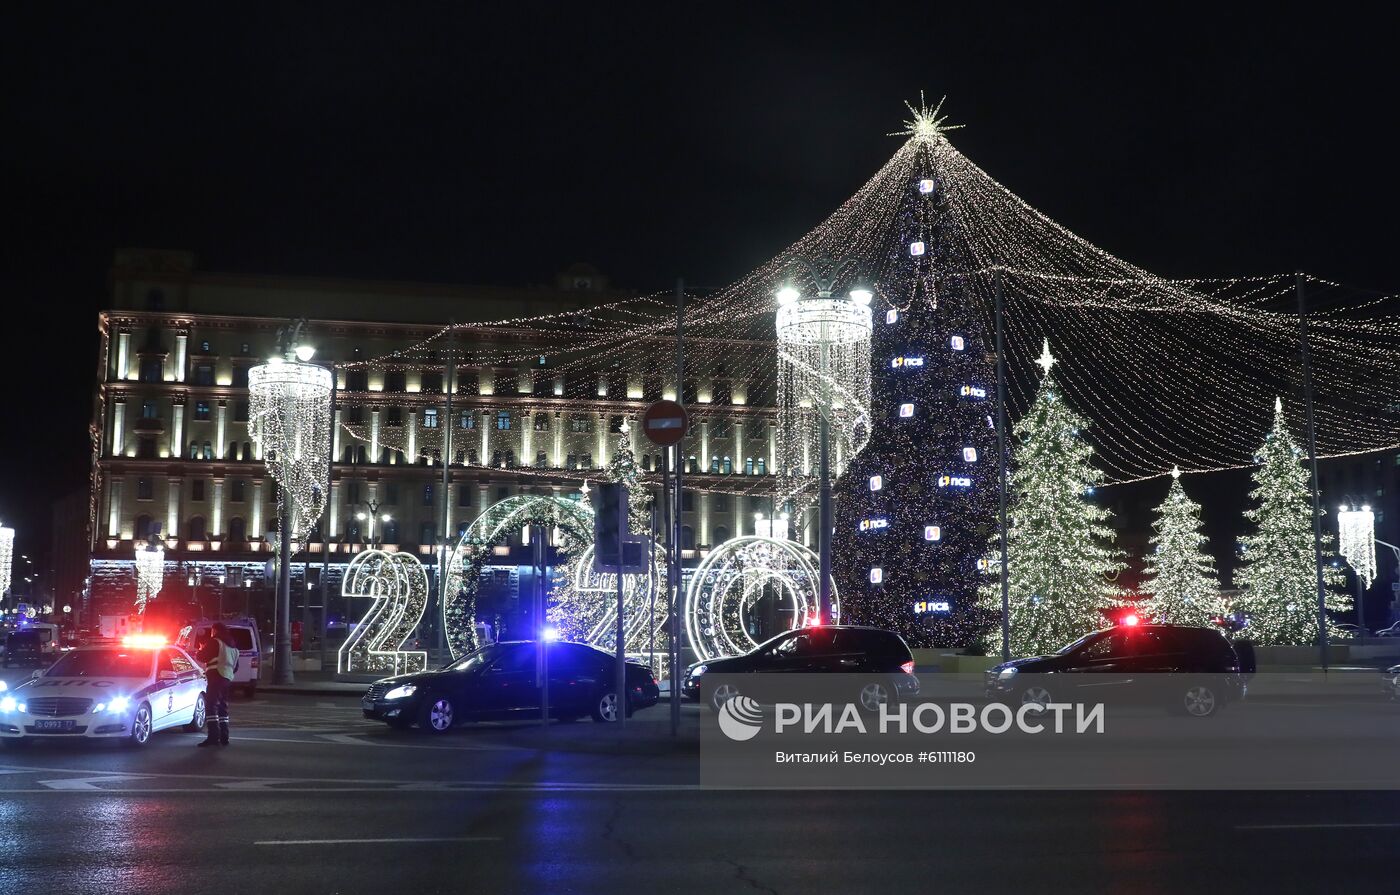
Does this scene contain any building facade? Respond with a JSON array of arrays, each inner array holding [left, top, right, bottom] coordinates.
[[89, 250, 788, 635]]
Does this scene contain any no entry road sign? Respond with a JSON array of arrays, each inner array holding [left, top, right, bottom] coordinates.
[[641, 400, 689, 446]]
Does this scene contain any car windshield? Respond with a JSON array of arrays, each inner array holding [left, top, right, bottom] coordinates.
[[443, 644, 504, 672], [1055, 631, 1105, 655], [46, 649, 152, 678]]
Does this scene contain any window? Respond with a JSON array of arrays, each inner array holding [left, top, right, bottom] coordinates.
[[569, 415, 592, 433], [141, 400, 159, 419], [459, 412, 476, 429], [423, 484, 434, 506], [194, 401, 211, 421], [722, 456, 733, 475], [385, 483, 399, 505], [346, 370, 368, 391], [535, 452, 548, 468], [681, 526, 695, 549], [242, 441, 252, 460], [682, 491, 694, 512], [199, 340, 211, 353], [228, 518, 246, 542], [202, 442, 213, 460], [134, 514, 155, 540], [137, 478, 153, 501], [386, 371, 406, 392], [346, 481, 360, 504], [710, 456, 720, 473], [713, 525, 729, 543], [458, 486, 472, 507], [193, 364, 215, 386], [137, 437, 156, 459], [421, 372, 443, 393], [419, 523, 436, 546], [745, 457, 755, 475], [609, 415, 625, 434], [233, 401, 249, 423], [231, 480, 246, 502], [187, 517, 207, 540], [711, 419, 731, 439], [756, 458, 767, 475], [231, 366, 249, 388], [239, 343, 251, 356], [714, 494, 729, 512], [534, 414, 550, 431], [423, 408, 439, 429], [146, 288, 165, 310], [496, 410, 511, 430], [139, 358, 163, 382], [382, 520, 400, 544], [192, 480, 206, 501]]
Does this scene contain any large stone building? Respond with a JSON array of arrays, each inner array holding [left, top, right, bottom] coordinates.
[[88, 249, 786, 635]]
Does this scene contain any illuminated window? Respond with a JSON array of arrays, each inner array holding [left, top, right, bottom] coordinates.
[[422, 408, 439, 429]]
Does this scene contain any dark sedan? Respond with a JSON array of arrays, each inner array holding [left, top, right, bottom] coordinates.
[[362, 640, 659, 732], [681, 625, 920, 711], [985, 623, 1249, 717]]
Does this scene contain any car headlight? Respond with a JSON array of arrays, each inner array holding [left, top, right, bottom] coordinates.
[[0, 696, 16, 713], [383, 684, 417, 700], [0, 680, 7, 692], [689, 665, 708, 679], [997, 667, 1019, 681], [95, 696, 131, 714]]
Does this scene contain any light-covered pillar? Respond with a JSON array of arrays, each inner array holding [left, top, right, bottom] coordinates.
[[407, 411, 418, 461], [215, 401, 228, 459], [174, 332, 188, 382], [370, 410, 381, 464], [171, 402, 185, 458], [166, 478, 180, 539], [253, 481, 266, 541], [107, 477, 123, 537], [115, 331, 131, 380], [211, 478, 224, 537], [111, 399, 126, 457]]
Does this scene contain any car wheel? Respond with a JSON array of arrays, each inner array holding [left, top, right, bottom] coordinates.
[[417, 694, 456, 733], [591, 690, 622, 723], [1020, 684, 1054, 709], [710, 682, 741, 713], [1181, 682, 1218, 718], [858, 681, 893, 713], [185, 694, 207, 732], [125, 702, 154, 747]]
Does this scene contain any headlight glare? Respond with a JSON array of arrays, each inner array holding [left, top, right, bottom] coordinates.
[[0, 696, 16, 713], [997, 667, 1019, 680], [690, 664, 708, 678], [383, 684, 417, 700], [106, 696, 131, 714]]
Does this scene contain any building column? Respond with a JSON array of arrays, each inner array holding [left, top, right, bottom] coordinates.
[[253, 480, 266, 542], [521, 412, 533, 462], [733, 493, 744, 539], [480, 409, 491, 465], [370, 410, 381, 464], [595, 414, 606, 468], [552, 413, 563, 467], [174, 332, 188, 382], [115, 331, 131, 380], [215, 401, 228, 459], [211, 478, 224, 538], [700, 420, 710, 472], [333, 407, 343, 462], [768, 422, 777, 475], [407, 411, 418, 461], [111, 398, 127, 457], [107, 477, 124, 537], [699, 492, 710, 546], [171, 401, 185, 458], [166, 478, 181, 539], [734, 421, 745, 475], [478, 481, 490, 517]]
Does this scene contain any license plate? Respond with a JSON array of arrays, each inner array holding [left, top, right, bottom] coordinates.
[[34, 720, 75, 731]]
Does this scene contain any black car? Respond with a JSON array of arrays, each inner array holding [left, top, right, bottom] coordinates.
[[985, 623, 1249, 717], [3, 631, 55, 668], [681, 625, 920, 711], [362, 640, 660, 732]]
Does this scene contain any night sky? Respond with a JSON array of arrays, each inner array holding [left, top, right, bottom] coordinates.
[[3, 6, 1396, 576]]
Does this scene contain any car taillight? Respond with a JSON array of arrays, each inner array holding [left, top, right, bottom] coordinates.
[[900, 660, 915, 675]]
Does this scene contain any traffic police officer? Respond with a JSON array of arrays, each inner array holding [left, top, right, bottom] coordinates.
[[196, 623, 238, 747]]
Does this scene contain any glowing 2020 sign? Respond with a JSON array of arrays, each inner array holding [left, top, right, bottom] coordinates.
[[338, 549, 429, 675]]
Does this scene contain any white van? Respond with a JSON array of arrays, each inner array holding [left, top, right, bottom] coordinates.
[[176, 619, 262, 697]]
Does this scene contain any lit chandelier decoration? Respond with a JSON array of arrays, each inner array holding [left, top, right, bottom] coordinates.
[[0, 524, 14, 597], [1337, 504, 1377, 589], [338, 549, 429, 675], [248, 320, 333, 542], [134, 531, 165, 613], [775, 257, 874, 520], [684, 536, 839, 662]]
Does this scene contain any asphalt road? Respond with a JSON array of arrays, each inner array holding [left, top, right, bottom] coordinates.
[[1, 692, 1398, 894]]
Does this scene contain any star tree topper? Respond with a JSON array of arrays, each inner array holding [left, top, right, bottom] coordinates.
[[891, 92, 964, 145], [1036, 338, 1056, 377]]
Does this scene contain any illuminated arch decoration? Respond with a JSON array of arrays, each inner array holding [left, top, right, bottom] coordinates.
[[444, 494, 593, 659], [338, 549, 430, 675], [685, 536, 840, 662], [569, 541, 668, 654]]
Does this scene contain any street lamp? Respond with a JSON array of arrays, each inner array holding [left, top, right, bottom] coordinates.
[[355, 500, 392, 546], [775, 257, 873, 623], [1338, 502, 1377, 635]]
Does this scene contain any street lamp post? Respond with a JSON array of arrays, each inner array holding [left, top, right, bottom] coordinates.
[[356, 500, 391, 547], [775, 259, 873, 623]]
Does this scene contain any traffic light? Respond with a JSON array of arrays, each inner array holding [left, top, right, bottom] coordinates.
[[593, 483, 627, 570]]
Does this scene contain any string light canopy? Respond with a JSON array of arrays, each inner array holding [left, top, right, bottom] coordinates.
[[1337, 504, 1377, 589], [0, 524, 14, 597], [334, 95, 1400, 487], [134, 532, 164, 613], [249, 320, 333, 541]]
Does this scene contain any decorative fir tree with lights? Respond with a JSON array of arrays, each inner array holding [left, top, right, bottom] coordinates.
[[978, 341, 1125, 657], [1142, 467, 1220, 626], [835, 119, 1000, 647], [1233, 398, 1348, 644], [605, 422, 651, 531]]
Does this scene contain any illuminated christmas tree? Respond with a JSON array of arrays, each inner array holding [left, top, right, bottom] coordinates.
[[1142, 468, 1220, 626], [835, 123, 999, 647], [978, 341, 1124, 657], [1233, 399, 1348, 644]]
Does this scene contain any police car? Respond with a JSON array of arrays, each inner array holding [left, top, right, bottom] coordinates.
[[0, 636, 206, 747]]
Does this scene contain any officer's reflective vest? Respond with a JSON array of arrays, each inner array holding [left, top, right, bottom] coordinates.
[[206, 640, 238, 679]]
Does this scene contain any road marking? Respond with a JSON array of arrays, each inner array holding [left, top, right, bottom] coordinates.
[[255, 836, 503, 846], [39, 775, 143, 791], [1237, 829, 1400, 834]]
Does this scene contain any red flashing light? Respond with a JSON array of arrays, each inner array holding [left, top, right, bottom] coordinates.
[[1121, 613, 1140, 627], [121, 634, 167, 648], [805, 614, 823, 627]]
